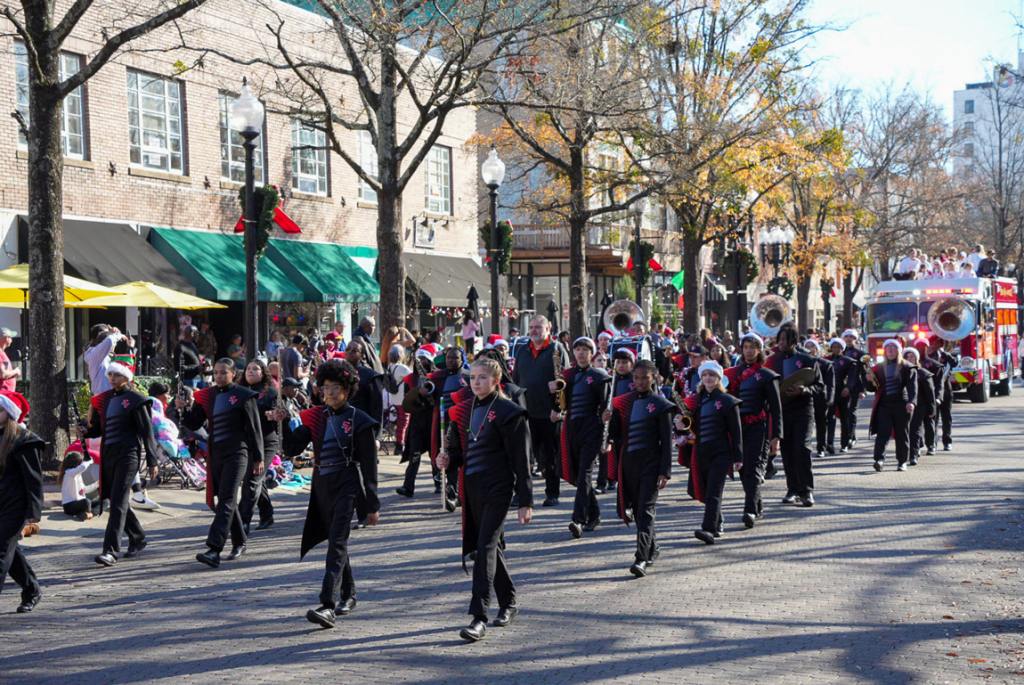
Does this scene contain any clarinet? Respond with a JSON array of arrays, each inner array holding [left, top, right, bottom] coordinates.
[[439, 403, 448, 512]]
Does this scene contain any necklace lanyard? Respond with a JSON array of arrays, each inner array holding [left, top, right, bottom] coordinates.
[[468, 395, 499, 442], [324, 407, 355, 458]]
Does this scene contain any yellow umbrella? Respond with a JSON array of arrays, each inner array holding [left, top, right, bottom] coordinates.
[[70, 281, 227, 310], [0, 263, 122, 308]]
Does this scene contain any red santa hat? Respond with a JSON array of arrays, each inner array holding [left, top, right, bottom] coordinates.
[[106, 362, 134, 382], [662, 326, 674, 337], [0, 390, 28, 424], [597, 330, 613, 340]]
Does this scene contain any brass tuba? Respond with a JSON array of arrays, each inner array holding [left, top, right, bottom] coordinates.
[[927, 297, 977, 341], [603, 300, 645, 336], [749, 294, 793, 338]]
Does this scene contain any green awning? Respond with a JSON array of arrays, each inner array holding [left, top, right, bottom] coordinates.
[[148, 227, 308, 302], [267, 239, 379, 303]]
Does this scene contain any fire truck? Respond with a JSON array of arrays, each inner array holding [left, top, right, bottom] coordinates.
[[863, 276, 1020, 403]]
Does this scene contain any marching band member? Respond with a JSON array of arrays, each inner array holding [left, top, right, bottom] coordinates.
[[866, 339, 917, 472], [902, 347, 935, 467], [765, 323, 823, 507], [281, 359, 379, 628], [683, 361, 742, 544], [396, 347, 439, 498], [559, 337, 611, 539], [723, 333, 782, 528], [0, 391, 43, 613], [597, 348, 636, 493], [803, 340, 834, 459], [926, 336, 955, 451], [824, 338, 854, 455], [840, 329, 868, 451], [607, 360, 672, 575], [511, 316, 570, 508], [428, 347, 470, 511], [597, 330, 613, 356], [436, 357, 533, 642]]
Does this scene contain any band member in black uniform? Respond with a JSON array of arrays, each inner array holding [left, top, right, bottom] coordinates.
[[765, 323, 823, 507], [559, 337, 611, 539], [344, 340, 384, 527], [436, 358, 533, 642], [598, 348, 636, 493], [238, 359, 278, 533], [607, 360, 672, 576], [280, 359, 379, 628], [397, 349, 439, 497], [86, 363, 160, 566], [723, 333, 781, 528], [804, 340, 834, 459], [902, 347, 935, 467], [428, 347, 469, 511], [841, 328, 868, 451], [681, 345, 707, 395], [0, 392, 43, 613], [681, 361, 742, 544], [926, 336, 955, 451], [511, 315, 570, 507], [865, 339, 917, 472], [178, 359, 264, 568], [824, 338, 854, 455]]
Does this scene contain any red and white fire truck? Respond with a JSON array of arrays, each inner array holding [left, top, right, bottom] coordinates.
[[863, 276, 1020, 402]]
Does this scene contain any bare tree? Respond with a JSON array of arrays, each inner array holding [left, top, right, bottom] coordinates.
[[1, 0, 210, 464]]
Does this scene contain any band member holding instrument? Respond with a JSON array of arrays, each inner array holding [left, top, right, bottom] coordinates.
[[840, 329, 868, 451], [280, 359, 379, 628], [723, 333, 781, 528], [902, 347, 936, 467], [682, 361, 742, 545], [511, 316, 569, 508], [765, 323, 823, 508], [925, 336, 954, 451], [428, 347, 470, 511], [824, 338, 854, 455], [559, 337, 612, 539], [436, 357, 533, 642], [598, 348, 636, 493], [866, 339, 917, 472], [397, 348, 439, 498], [803, 340, 834, 459], [607, 360, 672, 576]]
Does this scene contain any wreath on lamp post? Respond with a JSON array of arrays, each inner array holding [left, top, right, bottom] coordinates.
[[628, 239, 656, 286], [723, 248, 759, 282], [479, 220, 514, 274], [237, 185, 280, 258], [819, 276, 835, 301], [767, 275, 795, 299]]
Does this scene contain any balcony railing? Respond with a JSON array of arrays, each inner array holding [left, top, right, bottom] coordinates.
[[512, 223, 638, 251]]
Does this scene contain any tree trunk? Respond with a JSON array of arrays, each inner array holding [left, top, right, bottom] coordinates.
[[567, 150, 588, 337], [27, 52, 68, 468], [375, 56, 405, 332], [842, 270, 855, 330], [681, 228, 701, 333], [795, 276, 811, 333]]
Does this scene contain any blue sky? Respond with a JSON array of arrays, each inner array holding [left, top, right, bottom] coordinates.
[[804, 0, 1021, 120]]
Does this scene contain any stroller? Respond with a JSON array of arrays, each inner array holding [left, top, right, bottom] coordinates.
[[152, 402, 206, 490]]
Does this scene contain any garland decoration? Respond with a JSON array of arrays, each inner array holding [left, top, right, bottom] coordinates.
[[723, 248, 760, 282], [767, 275, 795, 299], [237, 185, 280, 258], [627, 239, 656, 286], [479, 220, 514, 274]]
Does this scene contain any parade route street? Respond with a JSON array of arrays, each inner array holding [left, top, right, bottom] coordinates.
[[2, 390, 1023, 685]]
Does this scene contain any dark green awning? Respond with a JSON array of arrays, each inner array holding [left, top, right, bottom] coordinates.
[[267, 238, 379, 303], [148, 227, 308, 302]]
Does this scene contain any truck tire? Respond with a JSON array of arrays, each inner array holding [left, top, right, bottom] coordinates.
[[968, 363, 990, 403], [997, 361, 1013, 396]]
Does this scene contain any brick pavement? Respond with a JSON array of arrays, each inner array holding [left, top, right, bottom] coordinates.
[[1, 391, 1023, 684]]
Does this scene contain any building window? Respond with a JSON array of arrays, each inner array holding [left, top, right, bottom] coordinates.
[[964, 142, 974, 158], [218, 92, 265, 184], [963, 120, 975, 136], [127, 70, 185, 174], [358, 130, 378, 203], [425, 145, 451, 214], [291, 119, 328, 195], [14, 43, 87, 159], [964, 99, 975, 114]]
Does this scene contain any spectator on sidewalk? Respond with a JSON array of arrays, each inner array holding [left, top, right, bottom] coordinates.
[[279, 335, 309, 385], [355, 316, 383, 373], [84, 324, 124, 394], [387, 345, 411, 455], [196, 321, 218, 359], [173, 326, 204, 389], [0, 328, 20, 392], [266, 331, 285, 362], [227, 344, 247, 372]]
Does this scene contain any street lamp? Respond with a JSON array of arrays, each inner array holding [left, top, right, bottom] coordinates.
[[230, 80, 265, 361], [481, 146, 506, 335], [631, 198, 647, 305], [759, 226, 794, 277]]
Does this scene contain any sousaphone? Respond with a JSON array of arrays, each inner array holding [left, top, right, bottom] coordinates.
[[603, 300, 645, 336]]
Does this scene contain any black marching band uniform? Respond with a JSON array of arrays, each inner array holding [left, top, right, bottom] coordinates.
[[842, 336, 870, 451], [239, 381, 279, 532], [284, 401, 379, 625], [684, 385, 743, 542], [811, 350, 835, 457], [597, 367, 634, 492], [607, 387, 673, 574], [559, 358, 611, 535], [87, 385, 159, 563], [0, 421, 44, 612], [926, 342, 955, 450], [765, 342, 823, 506], [429, 359, 470, 507], [867, 348, 917, 469], [399, 359, 440, 495], [183, 383, 264, 565], [825, 343, 855, 454], [906, 352, 936, 466], [445, 389, 532, 634]]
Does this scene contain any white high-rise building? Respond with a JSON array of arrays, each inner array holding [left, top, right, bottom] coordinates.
[[953, 51, 1024, 177]]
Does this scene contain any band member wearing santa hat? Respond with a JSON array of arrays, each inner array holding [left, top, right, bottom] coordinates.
[[397, 347, 440, 498], [436, 357, 533, 642], [723, 333, 781, 528], [597, 330, 613, 355], [840, 328, 868, 451], [682, 360, 742, 544], [925, 336, 955, 451], [765, 323, 823, 507], [607, 360, 672, 575], [902, 348, 935, 467], [558, 337, 611, 538], [85, 362, 160, 566], [428, 347, 470, 512], [178, 359, 264, 568], [865, 339, 917, 472], [511, 315, 570, 507], [0, 391, 43, 613], [597, 348, 636, 493], [280, 359, 379, 628], [824, 338, 855, 454]]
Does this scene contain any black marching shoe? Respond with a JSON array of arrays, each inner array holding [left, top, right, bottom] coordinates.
[[337, 597, 357, 616], [568, 521, 583, 539], [226, 543, 246, 561], [781, 492, 797, 504], [306, 605, 336, 629], [926, 447, 935, 456], [444, 497, 458, 513], [583, 518, 601, 532], [16, 592, 40, 613], [395, 486, 414, 498], [196, 549, 221, 568], [542, 497, 559, 507], [694, 529, 716, 545], [624, 508, 634, 524], [94, 552, 116, 567], [629, 560, 649, 577], [896, 462, 908, 472], [943, 443, 952, 452], [873, 459, 883, 472], [460, 618, 488, 642], [492, 606, 518, 627], [124, 539, 147, 558], [765, 464, 778, 480], [826, 446, 836, 456], [909, 455, 919, 466], [256, 518, 274, 530], [799, 493, 814, 507], [742, 512, 757, 529]]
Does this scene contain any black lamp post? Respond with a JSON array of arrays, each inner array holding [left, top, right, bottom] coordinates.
[[631, 198, 646, 305], [481, 146, 506, 336], [230, 81, 265, 361], [759, 226, 795, 278]]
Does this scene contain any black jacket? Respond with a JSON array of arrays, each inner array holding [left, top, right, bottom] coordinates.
[[0, 430, 44, 538], [511, 339, 570, 418]]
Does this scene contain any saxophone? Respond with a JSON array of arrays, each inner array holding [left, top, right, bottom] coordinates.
[[671, 385, 693, 433], [552, 336, 568, 415]]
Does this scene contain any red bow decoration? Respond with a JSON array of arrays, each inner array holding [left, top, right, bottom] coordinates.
[[234, 191, 302, 234], [625, 257, 664, 272]]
